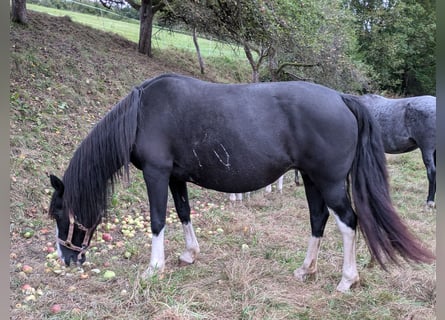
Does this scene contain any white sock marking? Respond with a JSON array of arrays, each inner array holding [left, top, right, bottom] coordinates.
[[148, 227, 165, 274], [180, 222, 200, 264], [294, 236, 321, 280], [332, 212, 359, 292], [277, 175, 284, 192]]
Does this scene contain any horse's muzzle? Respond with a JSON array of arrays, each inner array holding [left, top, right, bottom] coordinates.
[[63, 252, 86, 266]]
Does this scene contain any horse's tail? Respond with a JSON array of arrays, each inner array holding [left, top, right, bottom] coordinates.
[[341, 94, 435, 268]]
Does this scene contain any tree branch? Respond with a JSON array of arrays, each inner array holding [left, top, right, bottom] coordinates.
[[124, 0, 140, 11], [276, 61, 320, 75], [282, 71, 314, 82]]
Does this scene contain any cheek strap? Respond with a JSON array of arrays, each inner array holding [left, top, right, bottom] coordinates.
[[57, 210, 95, 261]]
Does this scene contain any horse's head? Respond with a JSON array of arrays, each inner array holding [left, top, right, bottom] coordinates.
[[49, 174, 96, 266]]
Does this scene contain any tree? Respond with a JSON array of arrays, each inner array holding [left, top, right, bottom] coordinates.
[[346, 0, 435, 95], [160, 0, 264, 82], [11, 0, 28, 24], [99, 0, 164, 57], [161, 0, 304, 83], [160, 0, 369, 91]]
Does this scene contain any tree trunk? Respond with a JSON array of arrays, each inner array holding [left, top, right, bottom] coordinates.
[[192, 27, 205, 74], [138, 0, 153, 57], [11, 0, 28, 24], [268, 47, 278, 81], [243, 44, 260, 83]]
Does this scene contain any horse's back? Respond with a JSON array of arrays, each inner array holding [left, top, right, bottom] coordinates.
[[358, 94, 435, 153]]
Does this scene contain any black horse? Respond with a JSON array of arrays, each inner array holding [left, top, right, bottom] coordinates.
[[351, 94, 436, 207], [49, 74, 434, 292]]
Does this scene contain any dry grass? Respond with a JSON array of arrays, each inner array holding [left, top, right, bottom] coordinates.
[[10, 11, 435, 320]]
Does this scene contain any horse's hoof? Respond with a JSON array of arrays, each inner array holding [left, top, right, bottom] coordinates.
[[141, 265, 164, 280], [178, 259, 194, 267], [336, 276, 359, 293], [179, 252, 195, 266], [366, 256, 377, 268], [294, 268, 316, 282], [426, 201, 435, 209]]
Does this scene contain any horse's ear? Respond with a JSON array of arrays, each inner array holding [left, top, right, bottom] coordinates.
[[50, 174, 64, 193]]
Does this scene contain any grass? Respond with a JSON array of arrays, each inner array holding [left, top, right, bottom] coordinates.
[[10, 11, 435, 320], [27, 3, 245, 60]]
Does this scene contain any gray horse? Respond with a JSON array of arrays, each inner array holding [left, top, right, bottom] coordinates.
[[350, 94, 436, 207]]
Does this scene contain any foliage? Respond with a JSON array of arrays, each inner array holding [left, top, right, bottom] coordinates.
[[159, 0, 370, 91], [346, 0, 435, 95], [269, 0, 371, 92]]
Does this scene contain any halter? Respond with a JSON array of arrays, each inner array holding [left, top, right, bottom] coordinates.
[[57, 210, 97, 261]]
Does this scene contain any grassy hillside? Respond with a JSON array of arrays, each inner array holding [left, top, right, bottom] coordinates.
[[10, 11, 435, 320], [27, 3, 246, 60]]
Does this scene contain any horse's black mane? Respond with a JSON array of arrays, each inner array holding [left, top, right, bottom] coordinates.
[[62, 88, 140, 227]]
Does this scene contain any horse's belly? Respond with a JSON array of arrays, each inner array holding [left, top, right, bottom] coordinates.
[[172, 158, 290, 193]]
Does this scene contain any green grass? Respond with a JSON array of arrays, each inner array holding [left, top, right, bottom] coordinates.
[[27, 3, 245, 59]]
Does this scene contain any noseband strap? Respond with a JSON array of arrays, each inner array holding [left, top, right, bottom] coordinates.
[[57, 210, 97, 261]]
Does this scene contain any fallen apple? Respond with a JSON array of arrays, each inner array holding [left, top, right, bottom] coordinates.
[[22, 265, 33, 274], [24, 294, 36, 303], [50, 304, 62, 314], [102, 233, 113, 242], [21, 284, 34, 295], [103, 270, 116, 279], [45, 246, 55, 253], [22, 229, 34, 239]]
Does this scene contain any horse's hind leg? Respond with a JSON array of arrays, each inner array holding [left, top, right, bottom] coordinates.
[[321, 183, 359, 292], [294, 173, 329, 282], [277, 175, 284, 192], [229, 193, 244, 201], [295, 170, 300, 186], [266, 175, 284, 193], [421, 148, 436, 208], [169, 177, 200, 265]]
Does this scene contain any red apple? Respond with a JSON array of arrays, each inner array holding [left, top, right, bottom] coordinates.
[[21, 284, 34, 294], [50, 304, 61, 314], [44, 246, 55, 253], [102, 233, 113, 242], [22, 265, 33, 274]]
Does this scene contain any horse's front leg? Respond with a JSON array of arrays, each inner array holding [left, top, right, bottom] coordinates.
[[169, 177, 200, 265], [141, 167, 170, 278]]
